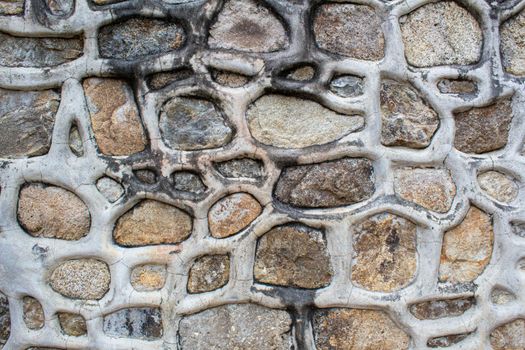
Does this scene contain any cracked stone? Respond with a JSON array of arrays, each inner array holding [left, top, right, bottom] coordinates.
[[58, 313, 87, 336], [478, 170, 518, 203], [208, 193, 262, 238], [0, 292, 9, 347], [501, 9, 525, 75], [103, 307, 162, 340], [96, 177, 124, 203], [329, 75, 364, 98], [215, 158, 264, 179], [23, 297, 44, 330], [409, 297, 475, 320], [130, 265, 167, 292], [188, 254, 230, 293], [490, 319, 525, 350], [172, 171, 206, 194]]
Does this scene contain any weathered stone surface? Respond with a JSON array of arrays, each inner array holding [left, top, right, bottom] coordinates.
[[172, 172, 206, 194], [103, 307, 162, 340], [313, 308, 410, 350], [313, 3, 384, 60], [284, 66, 315, 81], [439, 206, 493, 283], [438, 79, 477, 95], [133, 169, 157, 185], [68, 125, 83, 157], [394, 168, 456, 213], [0, 0, 23, 15], [212, 70, 250, 87], [147, 68, 192, 90], [113, 200, 192, 246], [409, 297, 475, 319], [208, 193, 262, 238], [512, 222, 525, 238], [96, 177, 124, 202], [23, 297, 44, 330], [188, 255, 230, 293], [0, 292, 9, 347], [351, 212, 417, 292], [83, 78, 147, 156], [130, 265, 166, 292], [501, 9, 525, 75], [491, 287, 515, 304], [98, 18, 185, 60], [491, 319, 525, 349], [254, 224, 333, 289], [275, 158, 374, 208], [427, 333, 471, 348], [57, 313, 87, 336], [380, 79, 440, 148], [215, 158, 264, 179], [208, 0, 288, 53], [18, 183, 91, 240], [159, 97, 233, 151], [0, 88, 59, 158], [478, 171, 518, 203], [454, 97, 513, 154], [329, 75, 364, 98], [400, 2, 482, 67], [45, 0, 73, 16], [179, 304, 292, 350], [49, 258, 110, 300]]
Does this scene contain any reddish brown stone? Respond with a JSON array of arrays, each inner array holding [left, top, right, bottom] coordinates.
[[208, 193, 262, 238]]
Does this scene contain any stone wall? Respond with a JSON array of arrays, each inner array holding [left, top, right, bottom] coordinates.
[[0, 0, 524, 349]]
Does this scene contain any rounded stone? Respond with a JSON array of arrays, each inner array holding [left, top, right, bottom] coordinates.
[[501, 9, 525, 76], [57, 312, 87, 336], [96, 177, 124, 203], [208, 193, 262, 239], [329, 75, 364, 98], [490, 319, 525, 350], [130, 265, 167, 292], [477, 171, 518, 203], [187, 254, 230, 293], [23, 297, 44, 330]]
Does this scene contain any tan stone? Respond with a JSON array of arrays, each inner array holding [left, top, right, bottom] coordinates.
[[23, 297, 44, 330], [285, 66, 315, 81], [208, 193, 262, 238], [478, 171, 518, 203], [187, 255, 230, 293], [0, 0, 24, 15], [491, 288, 515, 305], [212, 70, 250, 88], [130, 265, 167, 292], [49, 259, 110, 300], [490, 319, 525, 350], [58, 313, 87, 336], [501, 9, 525, 76]]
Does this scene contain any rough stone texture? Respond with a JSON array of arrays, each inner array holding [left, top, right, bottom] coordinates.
[[254, 224, 333, 289], [427, 333, 471, 348], [96, 177, 124, 202], [45, 0, 73, 17], [274, 158, 374, 208], [437, 79, 478, 95], [18, 183, 91, 240], [329, 75, 364, 98], [313, 4, 384, 60], [400, 2, 482, 67], [0, 0, 23, 15], [103, 307, 162, 340], [477, 170, 518, 203], [491, 319, 525, 349], [133, 169, 157, 185], [178, 304, 292, 350], [284, 66, 315, 81], [214, 158, 264, 179], [439, 206, 493, 283], [491, 288, 515, 304], [247, 94, 363, 148], [147, 68, 192, 90], [208, 193, 262, 238], [49, 259, 110, 300], [313, 308, 410, 350], [501, 9, 525, 76], [212, 70, 250, 88], [172, 172, 206, 194], [113, 200, 192, 246], [23, 297, 44, 330], [0, 292, 9, 347], [187, 254, 230, 293], [351, 212, 417, 292], [68, 125, 83, 157], [512, 222, 525, 238], [130, 265, 166, 292], [409, 297, 475, 320], [57, 313, 87, 336], [0, 88, 59, 159]]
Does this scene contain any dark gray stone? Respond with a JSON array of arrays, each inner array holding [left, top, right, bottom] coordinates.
[[134, 169, 157, 184], [215, 158, 264, 179], [172, 172, 206, 194], [103, 307, 162, 340], [0, 292, 9, 347], [329, 75, 364, 97]]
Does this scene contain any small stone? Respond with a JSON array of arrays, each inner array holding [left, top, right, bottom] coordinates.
[[18, 183, 91, 240], [284, 65, 315, 81], [208, 0, 288, 53], [501, 9, 525, 75], [275, 158, 374, 208], [491, 287, 515, 304], [45, 0, 73, 16], [313, 3, 384, 60], [380, 79, 440, 148], [113, 200, 192, 246], [254, 224, 333, 289], [91, 0, 123, 4], [454, 97, 513, 154], [208, 193, 262, 238], [478, 171, 518, 203], [212, 70, 250, 88], [0, 0, 24, 15], [179, 304, 292, 350], [247, 94, 363, 148], [83, 78, 147, 156], [409, 297, 475, 320], [313, 308, 410, 350], [0, 292, 9, 347], [512, 222, 525, 238], [439, 206, 493, 283], [68, 124, 83, 157], [49, 258, 110, 300], [437, 79, 477, 95], [172, 171, 206, 194], [159, 97, 233, 151], [490, 319, 525, 349], [427, 333, 471, 348], [188, 254, 230, 293], [147, 68, 193, 90], [130, 265, 167, 292], [133, 169, 157, 185], [215, 158, 264, 179], [57, 313, 87, 336], [96, 177, 124, 203], [329, 75, 364, 98], [103, 307, 162, 340], [22, 297, 44, 330], [394, 168, 456, 213]]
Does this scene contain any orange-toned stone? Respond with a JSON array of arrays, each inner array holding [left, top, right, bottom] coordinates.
[[208, 193, 262, 238]]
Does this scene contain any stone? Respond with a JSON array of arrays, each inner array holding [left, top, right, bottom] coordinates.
[[400, 2, 482, 67], [409, 297, 475, 319], [313, 3, 384, 60], [91, 0, 123, 4], [83, 78, 147, 156], [254, 224, 333, 289], [454, 97, 513, 154], [98, 18, 185, 60], [96, 177, 124, 202], [439, 206, 493, 283], [491, 287, 515, 304], [212, 70, 250, 88], [68, 124, 83, 157], [394, 168, 456, 213], [501, 9, 525, 75], [351, 212, 417, 292], [179, 304, 292, 350], [313, 308, 410, 350], [437, 79, 477, 95], [147, 68, 192, 90], [188, 254, 230, 293], [427, 333, 471, 348], [0, 292, 9, 347], [57, 313, 87, 336], [0, 33, 82, 67], [0, 88, 59, 158], [22, 297, 44, 330], [159, 97, 233, 151], [247, 94, 364, 149], [215, 158, 263, 179], [208, 0, 288, 53], [172, 172, 206, 194], [478, 171, 518, 203], [274, 158, 374, 208], [512, 222, 525, 238], [380, 79, 440, 148], [103, 307, 162, 340], [113, 200, 192, 246], [133, 169, 157, 185], [490, 319, 525, 349], [49, 258, 110, 300], [208, 193, 262, 238], [329, 75, 364, 98], [284, 66, 315, 81], [130, 265, 167, 292], [18, 183, 91, 240], [45, 0, 73, 16], [0, 0, 24, 15]]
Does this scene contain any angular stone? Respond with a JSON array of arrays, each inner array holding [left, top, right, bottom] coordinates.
[[0, 0, 24, 15], [490, 319, 525, 350], [427, 333, 471, 348], [96, 177, 124, 203], [478, 171, 518, 203], [208, 0, 288, 53], [394, 168, 456, 213], [437, 79, 477, 95], [329, 75, 364, 98], [68, 124, 83, 157], [380, 79, 440, 148], [400, 2, 482, 67], [45, 0, 73, 16], [23, 297, 44, 330], [254, 224, 333, 289], [313, 308, 410, 350], [454, 97, 513, 154], [58, 313, 87, 336], [247, 94, 363, 149], [18, 183, 91, 240], [0, 88, 59, 158], [113, 200, 192, 246], [501, 9, 525, 75], [159, 97, 233, 151], [208, 193, 262, 238], [215, 158, 263, 179], [98, 18, 185, 60], [188, 254, 230, 293], [409, 297, 475, 320], [103, 307, 162, 340], [439, 206, 493, 283], [284, 66, 315, 81], [179, 304, 292, 350], [0, 292, 9, 347], [275, 158, 374, 208], [83, 78, 147, 156], [172, 172, 206, 194], [49, 258, 110, 300], [130, 265, 166, 292], [313, 3, 384, 60], [133, 169, 157, 185], [212, 70, 250, 88], [491, 288, 515, 305], [147, 68, 192, 90]]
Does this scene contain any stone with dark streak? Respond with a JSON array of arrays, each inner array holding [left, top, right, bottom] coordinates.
[[103, 307, 162, 340]]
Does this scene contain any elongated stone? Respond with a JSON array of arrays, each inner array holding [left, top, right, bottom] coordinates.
[[409, 297, 475, 320], [103, 307, 162, 340], [501, 9, 525, 75]]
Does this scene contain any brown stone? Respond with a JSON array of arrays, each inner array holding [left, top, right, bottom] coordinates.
[[130, 265, 166, 292], [58, 313, 87, 336], [0, 0, 24, 15], [501, 9, 525, 75], [490, 319, 525, 350], [23, 297, 44, 330], [147, 68, 192, 90], [208, 193, 262, 238], [437, 79, 477, 95], [0, 292, 9, 347], [188, 255, 230, 293], [427, 333, 471, 347], [284, 66, 315, 81], [477, 171, 518, 203], [409, 297, 475, 320], [212, 70, 250, 88]]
